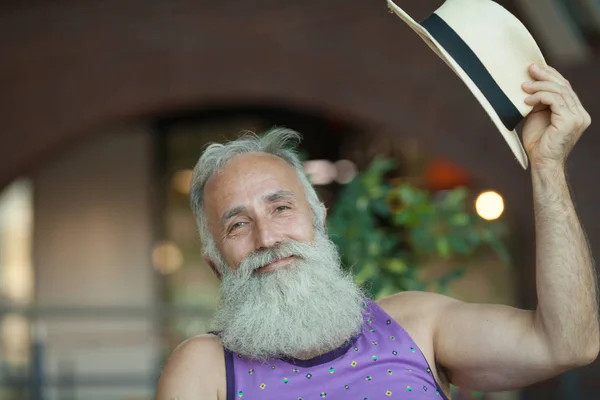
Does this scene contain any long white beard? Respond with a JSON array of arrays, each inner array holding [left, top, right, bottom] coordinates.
[[209, 230, 365, 362]]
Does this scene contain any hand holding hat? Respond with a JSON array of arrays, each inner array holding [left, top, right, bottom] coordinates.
[[387, 0, 591, 170], [522, 64, 591, 169]]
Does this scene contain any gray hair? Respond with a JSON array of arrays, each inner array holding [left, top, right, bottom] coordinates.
[[189, 127, 325, 270]]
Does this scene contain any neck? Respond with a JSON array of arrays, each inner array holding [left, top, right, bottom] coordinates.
[[288, 335, 351, 360], [290, 349, 327, 361]]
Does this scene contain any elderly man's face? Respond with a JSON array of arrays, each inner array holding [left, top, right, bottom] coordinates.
[[203, 152, 364, 361], [203, 152, 317, 271]]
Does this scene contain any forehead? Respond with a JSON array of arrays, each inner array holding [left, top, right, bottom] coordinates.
[[203, 152, 307, 213]]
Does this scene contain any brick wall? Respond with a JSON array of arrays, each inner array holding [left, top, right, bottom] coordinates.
[[1, 0, 599, 398]]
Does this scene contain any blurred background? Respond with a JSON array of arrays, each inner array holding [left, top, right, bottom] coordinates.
[[1, 0, 599, 399]]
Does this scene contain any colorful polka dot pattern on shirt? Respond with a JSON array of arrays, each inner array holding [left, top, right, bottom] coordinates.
[[225, 298, 449, 399]]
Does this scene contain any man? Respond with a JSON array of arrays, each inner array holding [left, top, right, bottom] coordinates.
[[156, 63, 598, 399]]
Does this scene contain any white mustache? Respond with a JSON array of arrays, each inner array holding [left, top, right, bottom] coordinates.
[[238, 241, 309, 274]]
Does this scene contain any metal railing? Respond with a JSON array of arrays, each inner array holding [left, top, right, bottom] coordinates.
[[0, 304, 214, 400]]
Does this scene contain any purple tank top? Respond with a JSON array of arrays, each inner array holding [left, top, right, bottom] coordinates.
[[223, 298, 449, 399]]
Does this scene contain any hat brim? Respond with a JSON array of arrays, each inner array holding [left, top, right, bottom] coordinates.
[[387, 0, 529, 169]]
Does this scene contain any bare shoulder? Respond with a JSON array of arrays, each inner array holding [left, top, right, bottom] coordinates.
[[156, 333, 227, 400], [377, 290, 459, 394], [376, 290, 461, 343], [377, 290, 460, 323]]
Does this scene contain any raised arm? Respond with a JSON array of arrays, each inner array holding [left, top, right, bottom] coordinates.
[[383, 64, 599, 392], [530, 157, 598, 365], [518, 63, 598, 365], [441, 64, 598, 390]]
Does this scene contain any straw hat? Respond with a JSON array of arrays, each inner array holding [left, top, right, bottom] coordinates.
[[387, 0, 547, 169]]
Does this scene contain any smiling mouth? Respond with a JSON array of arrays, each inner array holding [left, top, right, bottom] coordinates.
[[255, 256, 298, 274]]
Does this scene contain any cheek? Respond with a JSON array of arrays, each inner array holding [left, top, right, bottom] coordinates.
[[287, 213, 316, 241], [222, 240, 254, 269]]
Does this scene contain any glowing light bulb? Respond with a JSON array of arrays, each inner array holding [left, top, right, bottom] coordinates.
[[475, 191, 504, 220]]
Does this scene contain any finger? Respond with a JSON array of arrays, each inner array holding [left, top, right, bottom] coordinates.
[[525, 91, 569, 117], [528, 63, 567, 86], [558, 75, 586, 114], [539, 65, 592, 129], [522, 81, 578, 114], [523, 80, 564, 94], [543, 65, 570, 86], [543, 64, 587, 110]]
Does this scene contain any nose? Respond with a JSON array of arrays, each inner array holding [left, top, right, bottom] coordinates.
[[253, 217, 281, 251]]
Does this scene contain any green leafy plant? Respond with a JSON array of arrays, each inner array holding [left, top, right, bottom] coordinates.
[[326, 157, 510, 300]]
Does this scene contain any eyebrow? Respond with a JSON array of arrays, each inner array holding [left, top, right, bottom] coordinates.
[[220, 190, 296, 224], [221, 205, 245, 223], [263, 190, 296, 203]]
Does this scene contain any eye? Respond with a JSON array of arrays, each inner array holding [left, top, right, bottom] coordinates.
[[274, 205, 291, 213], [229, 221, 246, 232]]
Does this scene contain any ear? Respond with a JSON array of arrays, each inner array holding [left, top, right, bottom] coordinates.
[[203, 255, 223, 281]]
